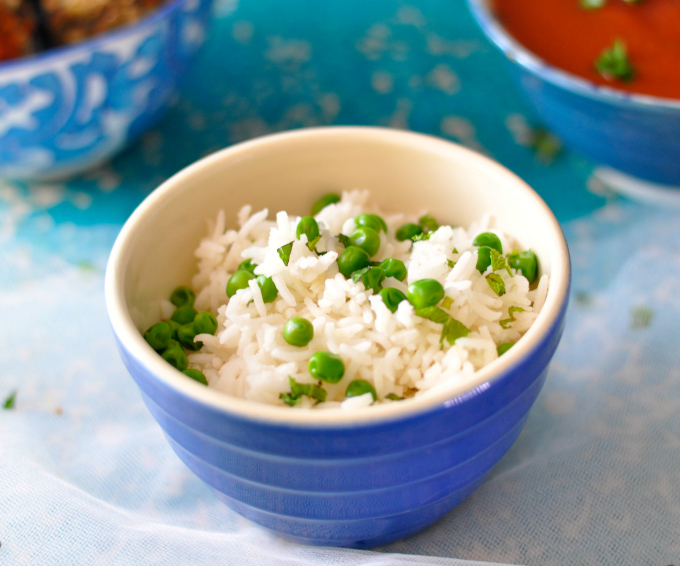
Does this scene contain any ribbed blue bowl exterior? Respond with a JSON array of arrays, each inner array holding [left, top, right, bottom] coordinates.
[[507, 66, 680, 186], [113, 295, 567, 548]]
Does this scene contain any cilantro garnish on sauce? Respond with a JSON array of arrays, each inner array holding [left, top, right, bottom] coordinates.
[[579, 0, 642, 10], [579, 0, 605, 10], [595, 40, 635, 82]]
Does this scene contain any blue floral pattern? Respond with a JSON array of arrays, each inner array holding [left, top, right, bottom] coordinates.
[[0, 0, 212, 179]]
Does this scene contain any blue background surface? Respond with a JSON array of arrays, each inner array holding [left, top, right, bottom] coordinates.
[[2, 1, 679, 565]]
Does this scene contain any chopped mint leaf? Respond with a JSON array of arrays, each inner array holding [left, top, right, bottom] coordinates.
[[532, 128, 562, 164], [415, 306, 451, 325], [280, 377, 327, 406], [490, 249, 512, 276], [3, 391, 16, 410], [630, 305, 653, 330], [386, 393, 404, 401], [277, 242, 294, 266], [337, 233, 351, 248], [486, 273, 506, 297], [442, 318, 470, 346], [595, 40, 635, 82], [411, 232, 431, 242], [308, 235, 321, 252], [279, 393, 298, 406], [447, 259, 456, 268], [442, 296, 453, 310], [500, 306, 525, 329], [77, 261, 97, 272], [497, 342, 514, 356], [452, 247, 459, 254]]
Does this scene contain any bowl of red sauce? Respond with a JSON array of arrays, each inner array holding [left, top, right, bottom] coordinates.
[[467, 0, 680, 188]]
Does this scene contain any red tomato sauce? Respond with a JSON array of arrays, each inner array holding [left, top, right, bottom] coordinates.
[[492, 0, 680, 99]]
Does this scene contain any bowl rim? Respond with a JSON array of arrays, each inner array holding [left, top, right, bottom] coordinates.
[[105, 126, 571, 427], [466, 0, 680, 111], [0, 0, 192, 75]]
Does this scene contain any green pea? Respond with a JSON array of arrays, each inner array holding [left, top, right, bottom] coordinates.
[[473, 232, 503, 254], [359, 267, 385, 293], [165, 338, 181, 350], [256, 275, 278, 303], [165, 320, 181, 340], [171, 305, 198, 325], [143, 322, 172, 351], [337, 246, 371, 278], [497, 342, 515, 356], [350, 226, 381, 257], [311, 193, 341, 216], [283, 317, 314, 347], [355, 213, 387, 233], [345, 379, 377, 401], [162, 346, 188, 371], [308, 352, 345, 383], [379, 287, 407, 313], [396, 223, 423, 242], [177, 323, 202, 351], [296, 216, 320, 243], [226, 270, 256, 298], [476, 246, 492, 273], [194, 311, 218, 335], [170, 285, 195, 307], [379, 258, 407, 281], [183, 369, 208, 385], [238, 259, 258, 274], [508, 250, 538, 283], [407, 279, 445, 309]]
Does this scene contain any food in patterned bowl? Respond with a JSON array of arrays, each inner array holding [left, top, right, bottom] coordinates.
[[467, 0, 680, 189], [0, 0, 212, 180], [105, 127, 571, 548]]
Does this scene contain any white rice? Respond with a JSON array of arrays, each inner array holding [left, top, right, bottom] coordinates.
[[181, 190, 548, 409]]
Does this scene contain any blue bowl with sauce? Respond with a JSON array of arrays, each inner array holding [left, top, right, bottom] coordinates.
[[0, 0, 212, 181], [105, 127, 571, 547], [467, 0, 680, 189]]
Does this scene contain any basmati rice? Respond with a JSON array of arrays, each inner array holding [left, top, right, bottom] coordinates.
[[181, 190, 548, 409]]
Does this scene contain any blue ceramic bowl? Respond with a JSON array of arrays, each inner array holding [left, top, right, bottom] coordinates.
[[0, 0, 212, 181], [467, 0, 680, 187], [105, 127, 571, 548]]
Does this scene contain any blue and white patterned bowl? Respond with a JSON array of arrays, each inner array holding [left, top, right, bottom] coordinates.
[[467, 0, 680, 187], [105, 127, 571, 548], [0, 0, 212, 181]]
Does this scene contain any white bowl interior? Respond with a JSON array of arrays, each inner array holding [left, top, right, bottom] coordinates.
[[107, 127, 570, 424]]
